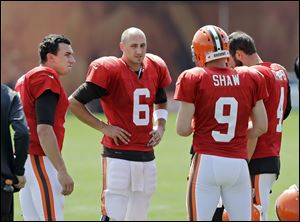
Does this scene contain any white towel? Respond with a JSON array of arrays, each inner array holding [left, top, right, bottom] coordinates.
[[130, 162, 144, 192]]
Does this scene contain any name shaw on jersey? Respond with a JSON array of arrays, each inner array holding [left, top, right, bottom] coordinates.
[[212, 74, 240, 86]]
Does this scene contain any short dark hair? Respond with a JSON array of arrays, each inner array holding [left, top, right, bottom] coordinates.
[[228, 31, 257, 57], [39, 34, 71, 64]]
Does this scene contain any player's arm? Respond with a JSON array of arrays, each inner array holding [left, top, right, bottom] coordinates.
[[148, 88, 168, 147], [10, 92, 29, 189], [247, 99, 268, 159], [68, 82, 131, 145], [36, 90, 74, 196], [176, 101, 195, 137], [283, 82, 292, 120], [69, 82, 107, 131]]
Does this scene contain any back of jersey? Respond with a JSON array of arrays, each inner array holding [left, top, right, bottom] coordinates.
[[252, 63, 289, 158], [175, 66, 268, 159]]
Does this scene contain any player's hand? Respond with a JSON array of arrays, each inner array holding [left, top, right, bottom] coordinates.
[[14, 175, 26, 189], [57, 170, 74, 196], [101, 123, 131, 145], [148, 125, 165, 147]]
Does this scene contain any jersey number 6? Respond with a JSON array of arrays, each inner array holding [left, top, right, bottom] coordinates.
[[133, 88, 150, 126]]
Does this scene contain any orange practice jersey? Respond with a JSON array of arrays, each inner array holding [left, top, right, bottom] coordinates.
[[174, 66, 268, 159], [252, 62, 289, 158], [86, 53, 172, 152], [15, 66, 69, 155]]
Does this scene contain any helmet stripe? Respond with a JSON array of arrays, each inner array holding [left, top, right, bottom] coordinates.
[[207, 26, 223, 51], [214, 28, 224, 50]]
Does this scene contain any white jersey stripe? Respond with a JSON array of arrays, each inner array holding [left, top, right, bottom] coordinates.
[[207, 25, 222, 51]]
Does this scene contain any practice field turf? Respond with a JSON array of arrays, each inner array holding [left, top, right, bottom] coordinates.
[[13, 111, 299, 221]]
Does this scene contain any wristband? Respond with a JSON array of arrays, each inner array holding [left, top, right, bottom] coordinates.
[[153, 109, 168, 121]]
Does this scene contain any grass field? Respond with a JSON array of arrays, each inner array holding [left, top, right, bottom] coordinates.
[[13, 111, 299, 221]]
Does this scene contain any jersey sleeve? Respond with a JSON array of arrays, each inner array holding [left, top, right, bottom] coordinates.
[[158, 59, 172, 88], [174, 70, 198, 103], [36, 90, 58, 125], [29, 72, 60, 99], [147, 53, 172, 88], [86, 59, 111, 90]]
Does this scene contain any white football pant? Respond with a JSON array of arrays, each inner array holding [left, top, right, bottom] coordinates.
[[252, 173, 277, 221], [187, 153, 252, 221], [20, 155, 64, 221], [101, 157, 156, 221]]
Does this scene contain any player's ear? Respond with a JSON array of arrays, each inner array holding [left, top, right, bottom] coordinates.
[[119, 42, 124, 52], [46, 53, 55, 63], [235, 50, 245, 61]]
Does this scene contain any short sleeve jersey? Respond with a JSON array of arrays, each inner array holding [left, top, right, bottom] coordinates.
[[15, 66, 69, 155], [174, 66, 268, 159], [252, 62, 289, 158], [86, 53, 172, 152]]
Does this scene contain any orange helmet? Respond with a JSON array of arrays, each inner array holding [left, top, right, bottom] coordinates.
[[191, 25, 229, 67], [276, 184, 299, 221], [222, 204, 262, 221]]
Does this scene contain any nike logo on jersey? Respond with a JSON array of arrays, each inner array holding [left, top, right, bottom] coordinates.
[[48, 75, 54, 79]]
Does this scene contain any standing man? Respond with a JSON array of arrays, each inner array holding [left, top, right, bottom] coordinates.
[[1, 84, 29, 221], [15, 34, 75, 221], [68, 27, 172, 221], [174, 25, 268, 221], [228, 31, 292, 221]]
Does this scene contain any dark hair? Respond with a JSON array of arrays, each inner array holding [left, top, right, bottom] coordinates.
[[228, 31, 257, 57], [39, 34, 71, 64]]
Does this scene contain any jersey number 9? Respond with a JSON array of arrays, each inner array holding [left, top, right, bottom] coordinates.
[[212, 97, 238, 142]]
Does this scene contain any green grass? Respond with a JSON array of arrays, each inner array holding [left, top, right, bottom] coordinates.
[[13, 111, 299, 221]]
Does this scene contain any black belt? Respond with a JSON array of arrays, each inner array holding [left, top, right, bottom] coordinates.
[[102, 146, 155, 162]]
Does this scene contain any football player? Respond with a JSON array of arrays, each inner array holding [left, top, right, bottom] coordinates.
[[15, 34, 75, 220], [174, 25, 268, 220], [227, 31, 292, 221], [68, 27, 172, 221]]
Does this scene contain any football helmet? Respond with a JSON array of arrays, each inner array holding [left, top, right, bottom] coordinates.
[[191, 25, 230, 67], [276, 184, 299, 221], [222, 204, 262, 221]]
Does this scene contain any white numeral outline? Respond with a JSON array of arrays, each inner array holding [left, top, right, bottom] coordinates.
[[212, 97, 238, 142], [276, 87, 284, 132], [133, 88, 150, 126]]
